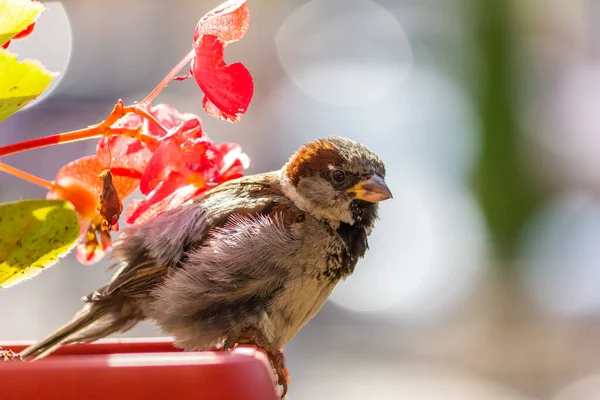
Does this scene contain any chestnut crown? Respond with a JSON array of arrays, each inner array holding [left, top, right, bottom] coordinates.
[[283, 137, 391, 226]]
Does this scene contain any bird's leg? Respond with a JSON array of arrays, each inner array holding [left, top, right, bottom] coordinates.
[[222, 337, 236, 352], [237, 327, 288, 398]]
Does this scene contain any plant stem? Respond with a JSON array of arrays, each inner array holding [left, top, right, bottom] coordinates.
[[0, 102, 164, 158], [0, 162, 54, 190], [122, 105, 169, 134], [0, 126, 103, 158], [139, 48, 195, 107]]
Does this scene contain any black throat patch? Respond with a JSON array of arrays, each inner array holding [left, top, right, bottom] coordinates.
[[321, 201, 378, 282]]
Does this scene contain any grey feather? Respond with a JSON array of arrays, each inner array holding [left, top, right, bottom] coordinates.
[[112, 202, 208, 268], [20, 300, 141, 361], [149, 212, 298, 350]]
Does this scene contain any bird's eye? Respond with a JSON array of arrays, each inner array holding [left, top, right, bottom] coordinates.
[[332, 169, 346, 183]]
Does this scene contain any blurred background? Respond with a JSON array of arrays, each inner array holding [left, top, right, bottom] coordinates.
[[2, 0, 600, 398]]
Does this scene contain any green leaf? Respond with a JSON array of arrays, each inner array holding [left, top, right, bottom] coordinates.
[[0, 199, 80, 288], [0, 0, 45, 46], [0, 49, 54, 123]]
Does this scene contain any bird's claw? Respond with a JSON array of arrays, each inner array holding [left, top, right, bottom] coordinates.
[[255, 344, 288, 398], [236, 328, 289, 398], [269, 351, 288, 398]]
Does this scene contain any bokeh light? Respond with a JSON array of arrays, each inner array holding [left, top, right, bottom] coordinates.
[[553, 375, 600, 400], [275, 0, 412, 107], [520, 192, 600, 316], [330, 171, 488, 321], [292, 361, 533, 400]]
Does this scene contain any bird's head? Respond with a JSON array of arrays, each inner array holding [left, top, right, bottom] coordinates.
[[281, 136, 392, 229]]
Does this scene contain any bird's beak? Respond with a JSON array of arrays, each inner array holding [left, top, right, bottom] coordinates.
[[347, 174, 393, 202]]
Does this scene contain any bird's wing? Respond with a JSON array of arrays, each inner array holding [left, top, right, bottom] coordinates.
[[86, 173, 301, 302], [85, 201, 208, 301], [148, 207, 304, 348]]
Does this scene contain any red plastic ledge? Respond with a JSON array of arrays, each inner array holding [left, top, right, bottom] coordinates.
[[0, 338, 279, 400]]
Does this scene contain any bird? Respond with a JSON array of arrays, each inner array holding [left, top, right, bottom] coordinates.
[[20, 136, 392, 398]]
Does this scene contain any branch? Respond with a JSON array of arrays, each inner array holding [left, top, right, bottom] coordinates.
[[0, 162, 53, 190], [0, 101, 164, 158], [139, 48, 195, 108]]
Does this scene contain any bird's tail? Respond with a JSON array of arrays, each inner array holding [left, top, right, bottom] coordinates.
[[20, 300, 139, 361]]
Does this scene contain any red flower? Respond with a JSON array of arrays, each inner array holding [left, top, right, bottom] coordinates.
[[96, 103, 187, 180], [180, 0, 254, 122], [123, 111, 250, 224], [193, 35, 254, 123], [48, 156, 139, 265], [41, 0, 255, 265], [50, 103, 250, 264]]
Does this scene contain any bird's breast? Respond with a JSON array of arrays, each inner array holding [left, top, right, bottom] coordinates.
[[262, 214, 368, 348], [267, 275, 336, 349]]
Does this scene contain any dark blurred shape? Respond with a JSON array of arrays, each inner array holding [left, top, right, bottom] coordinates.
[[473, 0, 542, 258]]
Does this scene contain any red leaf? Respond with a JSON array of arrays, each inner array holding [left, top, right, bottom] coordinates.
[[97, 104, 197, 179], [139, 113, 204, 194], [192, 35, 254, 121], [89, 103, 250, 228], [194, 0, 249, 45], [54, 157, 138, 201], [49, 176, 99, 223], [216, 142, 250, 179], [51, 156, 139, 223], [50, 156, 139, 266], [125, 130, 249, 225], [97, 111, 154, 178], [47, 100, 251, 264], [96, 136, 153, 179], [190, 0, 253, 122], [140, 140, 187, 195], [202, 96, 240, 123], [146, 103, 191, 136]]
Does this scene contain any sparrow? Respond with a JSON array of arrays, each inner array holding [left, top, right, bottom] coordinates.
[[20, 136, 392, 398]]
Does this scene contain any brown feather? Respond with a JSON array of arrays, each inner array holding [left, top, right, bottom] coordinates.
[[285, 139, 343, 185], [86, 172, 298, 304]]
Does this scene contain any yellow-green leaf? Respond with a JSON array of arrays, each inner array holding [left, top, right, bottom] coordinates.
[[0, 49, 54, 123], [0, 0, 45, 46], [0, 199, 80, 288]]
